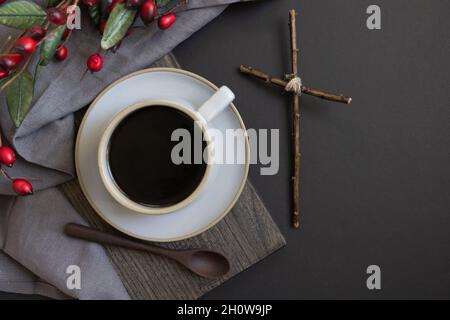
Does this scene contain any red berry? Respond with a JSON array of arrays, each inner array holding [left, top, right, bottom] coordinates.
[[108, 0, 123, 12], [14, 37, 37, 54], [0, 68, 9, 80], [12, 179, 33, 196], [158, 13, 176, 30], [99, 20, 107, 34], [140, 0, 156, 25], [0, 54, 24, 71], [0, 0, 7, 4], [0, 146, 16, 167], [82, 0, 98, 5], [47, 8, 67, 26], [55, 45, 68, 61], [87, 53, 103, 72], [29, 25, 46, 41], [126, 0, 142, 7], [62, 28, 71, 41]]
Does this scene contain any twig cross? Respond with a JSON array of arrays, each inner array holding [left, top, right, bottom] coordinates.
[[240, 10, 352, 228]]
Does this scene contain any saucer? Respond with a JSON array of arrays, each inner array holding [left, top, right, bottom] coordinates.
[[75, 68, 250, 242]]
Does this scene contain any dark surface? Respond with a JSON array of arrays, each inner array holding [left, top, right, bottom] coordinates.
[[176, 0, 450, 299], [1, 0, 450, 299]]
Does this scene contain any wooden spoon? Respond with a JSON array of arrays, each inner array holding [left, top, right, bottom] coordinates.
[[65, 223, 230, 279]]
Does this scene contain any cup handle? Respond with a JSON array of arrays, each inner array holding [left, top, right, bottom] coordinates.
[[197, 86, 235, 122]]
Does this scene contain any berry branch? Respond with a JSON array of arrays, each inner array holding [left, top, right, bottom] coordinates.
[[0, 132, 34, 196], [0, 0, 187, 128], [0, 0, 186, 194]]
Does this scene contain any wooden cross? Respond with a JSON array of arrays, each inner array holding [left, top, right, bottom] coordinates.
[[240, 10, 352, 229]]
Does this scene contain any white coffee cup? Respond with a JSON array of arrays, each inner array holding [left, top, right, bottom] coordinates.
[[98, 86, 235, 215]]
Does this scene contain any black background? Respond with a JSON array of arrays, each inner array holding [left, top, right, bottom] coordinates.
[[1, 0, 449, 299]]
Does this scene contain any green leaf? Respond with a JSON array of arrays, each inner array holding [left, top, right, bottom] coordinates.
[[101, 3, 136, 50], [39, 25, 66, 66], [156, 0, 173, 8], [5, 70, 34, 128], [0, 78, 7, 89], [47, 0, 63, 8], [0, 1, 47, 29], [33, 63, 42, 88], [88, 3, 101, 26]]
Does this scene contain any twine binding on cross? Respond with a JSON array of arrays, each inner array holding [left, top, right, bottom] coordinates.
[[285, 76, 302, 96]]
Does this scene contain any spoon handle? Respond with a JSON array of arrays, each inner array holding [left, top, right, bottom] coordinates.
[[64, 223, 177, 258]]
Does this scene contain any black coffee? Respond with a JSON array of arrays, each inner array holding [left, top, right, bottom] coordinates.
[[108, 105, 208, 207]]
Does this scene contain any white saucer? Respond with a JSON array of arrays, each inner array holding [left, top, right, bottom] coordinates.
[[75, 68, 250, 242]]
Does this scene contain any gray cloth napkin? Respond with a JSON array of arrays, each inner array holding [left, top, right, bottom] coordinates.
[[0, 0, 259, 299]]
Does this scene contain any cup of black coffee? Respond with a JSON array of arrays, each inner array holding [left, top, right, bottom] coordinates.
[[98, 86, 235, 215]]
